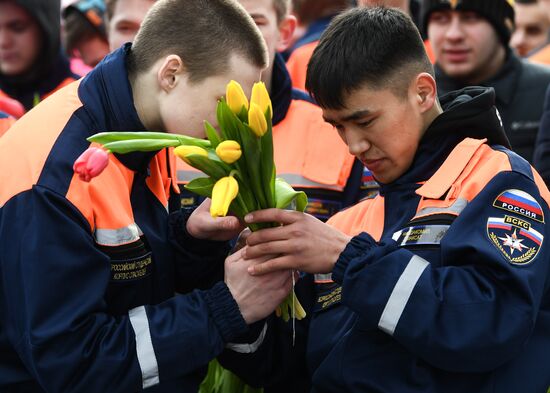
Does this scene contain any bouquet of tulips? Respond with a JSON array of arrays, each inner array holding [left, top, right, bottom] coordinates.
[[74, 80, 307, 322]]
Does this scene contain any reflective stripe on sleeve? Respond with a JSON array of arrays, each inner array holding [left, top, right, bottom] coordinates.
[[95, 223, 143, 246], [129, 306, 160, 389], [378, 255, 429, 336], [226, 322, 268, 354]]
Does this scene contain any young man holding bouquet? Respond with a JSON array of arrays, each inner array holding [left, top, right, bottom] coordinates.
[[178, 0, 375, 224], [221, 7, 550, 393], [0, 0, 294, 391]]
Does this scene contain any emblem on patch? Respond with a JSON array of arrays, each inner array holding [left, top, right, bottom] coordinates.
[[487, 216, 543, 265], [493, 189, 544, 223]]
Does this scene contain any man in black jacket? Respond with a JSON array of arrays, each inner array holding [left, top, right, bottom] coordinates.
[[422, 0, 550, 163]]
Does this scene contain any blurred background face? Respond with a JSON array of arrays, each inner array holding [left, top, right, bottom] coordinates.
[[0, 1, 42, 76], [107, 0, 155, 51], [238, 0, 295, 89], [428, 10, 506, 84], [510, 1, 550, 56], [73, 34, 110, 67]]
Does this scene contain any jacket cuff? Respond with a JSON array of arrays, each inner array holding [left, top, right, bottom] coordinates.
[[169, 208, 231, 255], [332, 232, 376, 284], [205, 281, 248, 343]]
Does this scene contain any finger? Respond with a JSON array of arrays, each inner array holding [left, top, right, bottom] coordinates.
[[248, 255, 294, 276], [243, 239, 292, 259], [245, 223, 294, 246], [244, 208, 302, 226]]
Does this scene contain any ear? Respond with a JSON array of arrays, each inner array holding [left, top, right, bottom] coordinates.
[[413, 72, 437, 113], [276, 14, 298, 52], [157, 55, 185, 93]]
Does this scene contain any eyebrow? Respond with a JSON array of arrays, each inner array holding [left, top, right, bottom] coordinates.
[[323, 109, 372, 124]]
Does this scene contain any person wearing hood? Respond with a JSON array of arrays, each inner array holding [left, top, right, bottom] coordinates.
[[0, 0, 80, 113], [219, 7, 550, 393], [423, 0, 550, 164]]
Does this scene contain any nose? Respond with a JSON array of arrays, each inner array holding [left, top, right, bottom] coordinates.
[[444, 15, 465, 41], [510, 30, 527, 56], [345, 129, 370, 158]]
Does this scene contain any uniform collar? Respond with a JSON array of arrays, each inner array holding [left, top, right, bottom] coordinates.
[[79, 43, 155, 174], [271, 53, 293, 126]]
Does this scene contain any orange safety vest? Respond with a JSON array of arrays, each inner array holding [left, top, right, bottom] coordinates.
[[177, 99, 355, 211]]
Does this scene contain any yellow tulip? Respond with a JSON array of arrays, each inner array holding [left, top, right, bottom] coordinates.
[[210, 176, 239, 217], [250, 81, 272, 117], [174, 145, 208, 164], [248, 103, 268, 137], [226, 80, 249, 115], [215, 140, 242, 164]]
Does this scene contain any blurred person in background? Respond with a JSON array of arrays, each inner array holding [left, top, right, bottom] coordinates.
[[0, 0, 80, 114], [510, 0, 550, 57], [424, 0, 550, 164], [285, 0, 352, 90], [63, 0, 110, 68], [105, 0, 156, 51]]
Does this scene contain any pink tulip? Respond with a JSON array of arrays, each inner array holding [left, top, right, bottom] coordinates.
[[73, 147, 110, 182]]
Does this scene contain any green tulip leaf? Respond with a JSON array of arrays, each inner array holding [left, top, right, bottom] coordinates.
[[275, 178, 308, 212], [185, 154, 228, 180], [88, 132, 210, 148], [184, 177, 215, 198], [204, 121, 222, 148], [102, 139, 181, 153]]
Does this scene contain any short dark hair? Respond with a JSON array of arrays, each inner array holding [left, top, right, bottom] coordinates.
[[127, 0, 267, 82], [306, 6, 433, 109]]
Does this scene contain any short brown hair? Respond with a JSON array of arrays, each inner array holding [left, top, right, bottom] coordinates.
[[127, 0, 268, 82]]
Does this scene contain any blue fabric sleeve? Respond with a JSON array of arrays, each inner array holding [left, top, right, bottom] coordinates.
[[333, 171, 550, 373], [0, 186, 247, 392], [533, 84, 550, 187]]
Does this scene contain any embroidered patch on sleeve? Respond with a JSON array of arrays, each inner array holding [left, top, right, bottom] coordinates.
[[392, 224, 450, 246], [487, 216, 543, 265], [493, 189, 544, 223]]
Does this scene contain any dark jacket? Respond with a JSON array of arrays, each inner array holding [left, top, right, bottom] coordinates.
[[0, 0, 79, 110], [221, 87, 550, 393], [0, 46, 248, 392], [436, 50, 550, 163], [533, 85, 550, 187]]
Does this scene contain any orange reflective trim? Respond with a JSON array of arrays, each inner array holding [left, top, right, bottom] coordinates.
[[416, 141, 512, 215], [416, 138, 487, 199], [146, 149, 173, 208], [0, 81, 82, 207], [286, 41, 318, 90], [328, 195, 385, 242], [66, 150, 135, 234], [532, 169, 550, 209], [0, 116, 15, 137], [274, 100, 354, 189]]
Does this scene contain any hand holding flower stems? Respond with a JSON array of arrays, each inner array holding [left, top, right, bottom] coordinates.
[[73, 80, 308, 322]]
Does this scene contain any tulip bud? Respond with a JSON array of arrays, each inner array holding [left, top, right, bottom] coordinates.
[[248, 103, 268, 137], [73, 147, 110, 182], [210, 176, 239, 217], [226, 80, 249, 115], [250, 81, 272, 117], [215, 140, 241, 164], [174, 145, 208, 164]]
